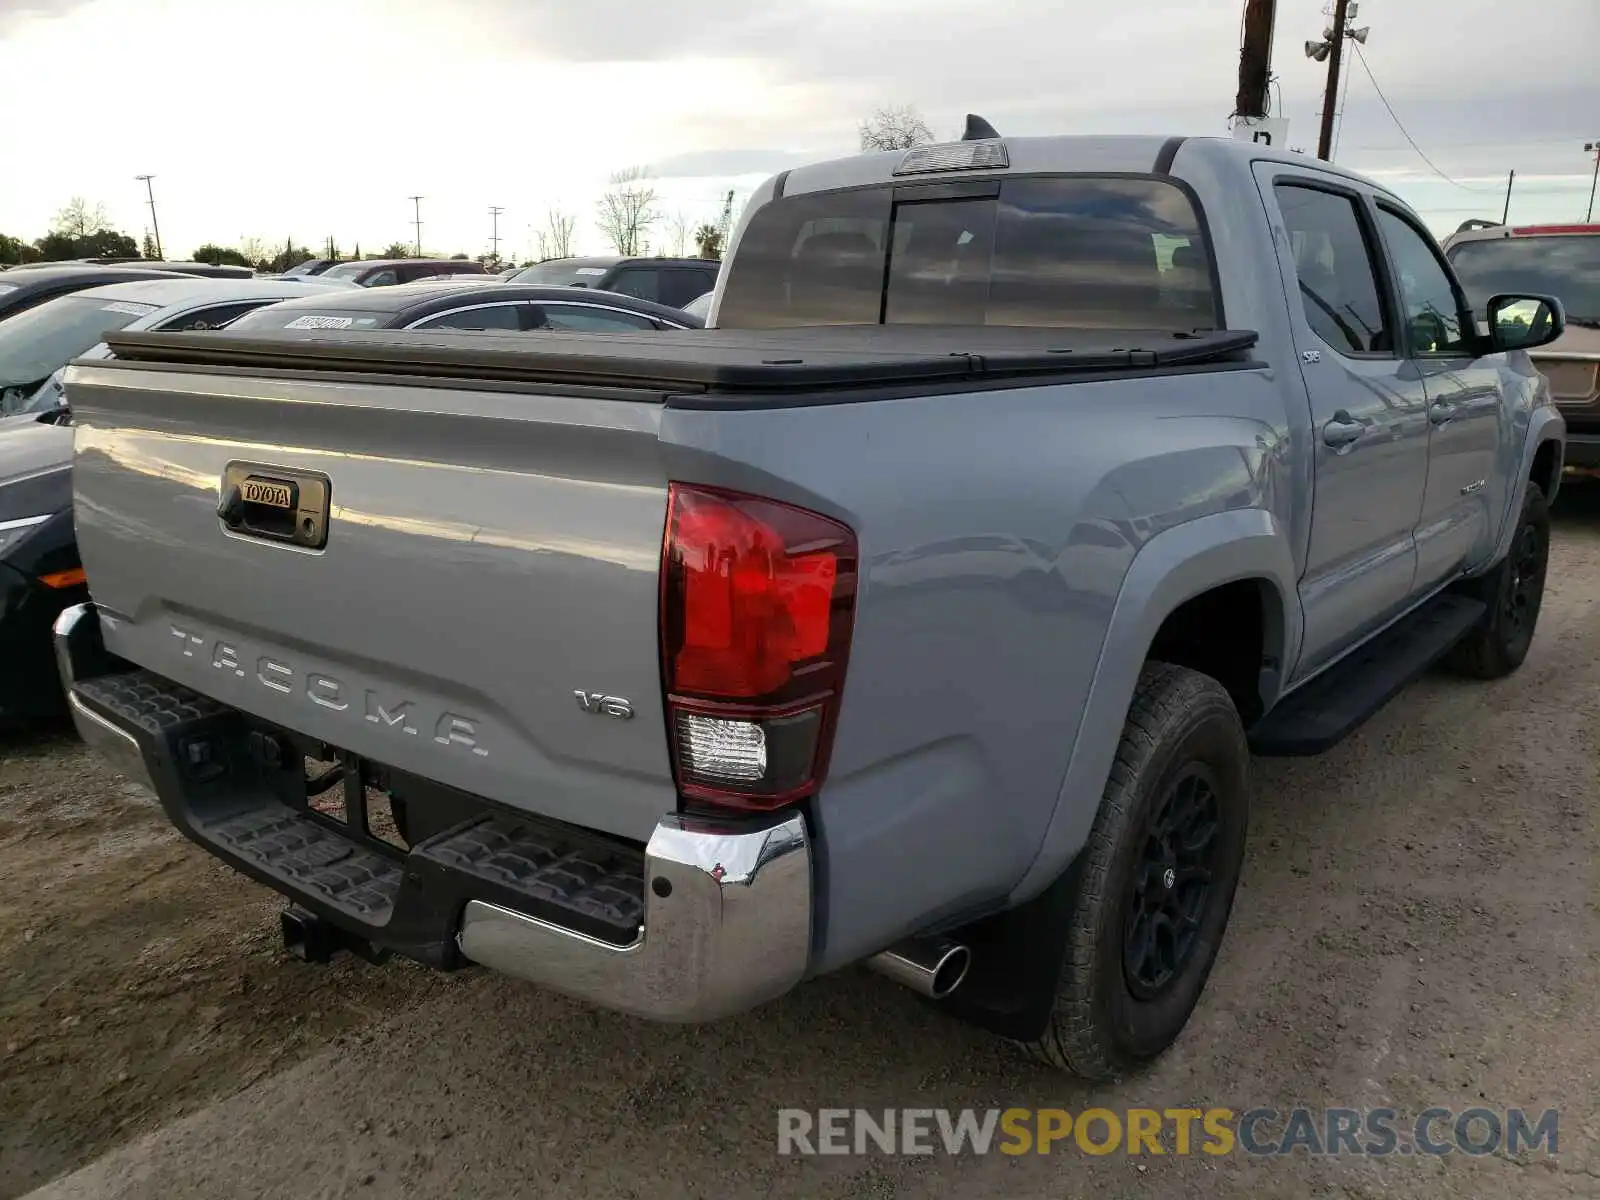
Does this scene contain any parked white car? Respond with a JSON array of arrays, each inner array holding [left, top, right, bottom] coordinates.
[[0, 275, 356, 423]]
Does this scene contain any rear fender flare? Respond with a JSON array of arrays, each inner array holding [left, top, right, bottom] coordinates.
[[1008, 507, 1300, 904]]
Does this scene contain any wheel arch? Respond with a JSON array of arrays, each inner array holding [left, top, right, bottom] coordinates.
[[1008, 507, 1298, 905], [1530, 436, 1561, 504], [1485, 409, 1565, 569]]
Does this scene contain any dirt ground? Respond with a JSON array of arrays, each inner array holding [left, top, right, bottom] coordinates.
[[4, 486, 1599, 1200]]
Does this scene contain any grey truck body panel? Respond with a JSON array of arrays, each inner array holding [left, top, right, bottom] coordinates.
[[61, 135, 1562, 975]]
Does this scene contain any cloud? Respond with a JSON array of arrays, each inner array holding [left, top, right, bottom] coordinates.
[[648, 148, 818, 180], [2, 0, 1595, 251], [0, 0, 95, 34]]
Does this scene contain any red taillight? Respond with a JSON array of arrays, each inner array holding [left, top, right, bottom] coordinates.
[[660, 483, 857, 810]]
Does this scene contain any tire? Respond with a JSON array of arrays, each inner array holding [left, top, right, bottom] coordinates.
[[1020, 662, 1251, 1080], [1445, 482, 1550, 680]]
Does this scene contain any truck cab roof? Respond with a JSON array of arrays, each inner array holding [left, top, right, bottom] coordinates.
[[770, 134, 1403, 205]]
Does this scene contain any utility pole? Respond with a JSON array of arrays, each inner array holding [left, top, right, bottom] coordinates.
[[1315, 0, 1350, 160], [1585, 142, 1599, 222], [1306, 1, 1368, 160], [1502, 170, 1516, 225], [1234, 0, 1277, 120], [407, 195, 424, 257], [135, 174, 163, 259], [488, 205, 505, 263]]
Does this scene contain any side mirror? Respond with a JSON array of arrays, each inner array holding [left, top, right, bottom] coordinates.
[[1487, 293, 1566, 353]]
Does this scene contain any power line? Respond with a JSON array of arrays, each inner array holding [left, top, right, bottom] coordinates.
[[1349, 45, 1495, 193], [1341, 136, 1598, 153]]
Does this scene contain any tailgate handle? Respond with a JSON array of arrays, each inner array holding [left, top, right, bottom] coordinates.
[[218, 462, 331, 550]]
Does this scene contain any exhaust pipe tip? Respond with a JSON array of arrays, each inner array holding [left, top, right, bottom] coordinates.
[[866, 937, 971, 1000], [926, 942, 971, 999]]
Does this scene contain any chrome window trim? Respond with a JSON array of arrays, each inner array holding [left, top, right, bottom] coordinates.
[[404, 299, 688, 331], [403, 301, 529, 330]]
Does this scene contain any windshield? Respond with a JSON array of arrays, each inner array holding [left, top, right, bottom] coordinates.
[[1447, 235, 1600, 323], [0, 294, 157, 415], [717, 175, 1219, 331], [507, 261, 611, 286]]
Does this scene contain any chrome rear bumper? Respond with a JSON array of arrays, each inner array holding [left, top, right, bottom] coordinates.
[[459, 814, 812, 1021], [53, 600, 814, 1023]]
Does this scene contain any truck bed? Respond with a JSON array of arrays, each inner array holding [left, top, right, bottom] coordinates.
[[62, 319, 1265, 863], [99, 325, 1260, 403]]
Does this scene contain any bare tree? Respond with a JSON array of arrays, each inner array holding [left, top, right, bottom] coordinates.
[[52, 197, 112, 239], [534, 206, 579, 260], [237, 236, 271, 267], [596, 166, 659, 257], [665, 210, 692, 257], [858, 104, 933, 152]]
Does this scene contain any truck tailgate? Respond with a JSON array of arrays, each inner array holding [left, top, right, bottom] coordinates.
[[65, 361, 676, 841]]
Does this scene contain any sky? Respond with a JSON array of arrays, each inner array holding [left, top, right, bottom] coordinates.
[[0, 0, 1595, 261]]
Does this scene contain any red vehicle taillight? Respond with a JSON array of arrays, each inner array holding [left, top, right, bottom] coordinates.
[[659, 483, 858, 810]]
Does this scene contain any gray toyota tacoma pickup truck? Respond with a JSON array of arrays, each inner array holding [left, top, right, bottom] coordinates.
[[54, 131, 1566, 1079]]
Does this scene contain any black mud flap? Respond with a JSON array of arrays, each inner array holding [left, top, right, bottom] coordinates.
[[931, 851, 1087, 1043]]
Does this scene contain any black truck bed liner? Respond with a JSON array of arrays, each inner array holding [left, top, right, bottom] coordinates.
[[97, 324, 1260, 402]]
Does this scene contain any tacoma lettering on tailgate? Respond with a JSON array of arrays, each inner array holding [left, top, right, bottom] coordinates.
[[168, 624, 490, 757]]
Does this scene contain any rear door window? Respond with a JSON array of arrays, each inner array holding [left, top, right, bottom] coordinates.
[[1272, 183, 1394, 356], [660, 268, 717, 308], [410, 303, 527, 331], [607, 268, 662, 302], [718, 177, 1218, 331], [537, 304, 658, 331]]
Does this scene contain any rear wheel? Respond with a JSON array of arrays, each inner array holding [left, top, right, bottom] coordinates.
[[1445, 482, 1550, 680], [1020, 663, 1250, 1080]]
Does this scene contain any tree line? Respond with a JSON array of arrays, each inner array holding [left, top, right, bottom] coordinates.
[[7, 135, 954, 274], [0, 198, 143, 267]]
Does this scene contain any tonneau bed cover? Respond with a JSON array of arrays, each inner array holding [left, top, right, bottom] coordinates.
[[97, 324, 1260, 400]]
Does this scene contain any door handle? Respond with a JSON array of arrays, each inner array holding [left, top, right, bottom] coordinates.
[[1429, 401, 1457, 426], [1322, 416, 1365, 448]]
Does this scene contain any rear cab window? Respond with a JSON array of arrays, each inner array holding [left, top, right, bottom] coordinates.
[[717, 176, 1220, 331]]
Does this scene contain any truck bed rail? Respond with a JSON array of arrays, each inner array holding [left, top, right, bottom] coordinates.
[[96, 325, 1260, 401]]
